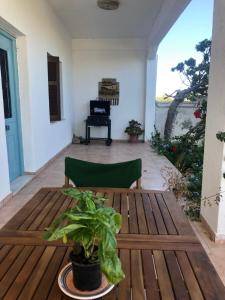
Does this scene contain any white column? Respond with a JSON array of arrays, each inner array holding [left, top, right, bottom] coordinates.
[[144, 56, 157, 141], [201, 0, 225, 240], [16, 36, 34, 173]]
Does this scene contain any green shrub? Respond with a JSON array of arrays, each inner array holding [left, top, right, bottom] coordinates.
[[125, 120, 144, 136], [151, 126, 204, 220]]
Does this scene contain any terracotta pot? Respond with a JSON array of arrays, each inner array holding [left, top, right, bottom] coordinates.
[[129, 135, 139, 143]]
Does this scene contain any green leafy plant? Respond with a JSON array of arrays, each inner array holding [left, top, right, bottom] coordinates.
[[125, 120, 144, 136], [216, 131, 225, 142], [216, 131, 225, 178], [151, 39, 210, 219], [44, 189, 125, 285], [151, 122, 205, 220], [161, 166, 187, 200], [151, 39, 215, 219]]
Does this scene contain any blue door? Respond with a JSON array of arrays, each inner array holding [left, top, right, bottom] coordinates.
[[0, 31, 23, 182]]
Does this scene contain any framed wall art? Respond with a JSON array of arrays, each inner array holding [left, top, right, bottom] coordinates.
[[98, 78, 119, 105]]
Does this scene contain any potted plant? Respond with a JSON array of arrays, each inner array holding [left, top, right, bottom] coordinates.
[[44, 189, 125, 291], [125, 120, 144, 143]]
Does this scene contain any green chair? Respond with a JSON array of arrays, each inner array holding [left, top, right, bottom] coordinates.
[[64, 157, 142, 189]]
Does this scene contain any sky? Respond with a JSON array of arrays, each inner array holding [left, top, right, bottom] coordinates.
[[156, 0, 214, 97]]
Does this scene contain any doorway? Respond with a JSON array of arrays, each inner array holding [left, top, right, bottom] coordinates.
[[0, 30, 23, 182]]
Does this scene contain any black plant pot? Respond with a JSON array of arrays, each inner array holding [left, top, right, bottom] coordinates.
[[69, 251, 102, 291]]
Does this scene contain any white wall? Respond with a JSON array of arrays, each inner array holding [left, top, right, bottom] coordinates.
[[72, 39, 147, 140], [201, 0, 225, 240], [155, 102, 198, 137], [145, 57, 157, 141], [0, 0, 73, 175]]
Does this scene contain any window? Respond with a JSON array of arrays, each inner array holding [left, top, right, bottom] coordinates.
[[47, 54, 61, 121], [0, 49, 12, 119]]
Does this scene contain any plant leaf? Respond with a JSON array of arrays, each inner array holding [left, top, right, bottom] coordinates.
[[47, 224, 86, 241], [100, 252, 125, 284]]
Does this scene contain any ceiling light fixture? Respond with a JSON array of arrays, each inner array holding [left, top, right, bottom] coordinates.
[[97, 0, 120, 11]]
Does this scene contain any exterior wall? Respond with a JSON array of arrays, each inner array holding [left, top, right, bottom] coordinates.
[[155, 102, 198, 137], [201, 0, 225, 239], [145, 57, 157, 141], [0, 0, 73, 179], [72, 39, 147, 140]]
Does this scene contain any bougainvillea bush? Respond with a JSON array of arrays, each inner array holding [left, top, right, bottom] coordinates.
[[151, 101, 206, 220], [151, 39, 211, 220]]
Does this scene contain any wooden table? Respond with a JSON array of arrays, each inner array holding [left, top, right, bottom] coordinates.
[[0, 187, 224, 299]]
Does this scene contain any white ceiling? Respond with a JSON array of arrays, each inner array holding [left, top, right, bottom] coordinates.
[[47, 0, 165, 39]]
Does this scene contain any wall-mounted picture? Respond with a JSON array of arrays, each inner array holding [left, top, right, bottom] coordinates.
[[98, 78, 119, 105]]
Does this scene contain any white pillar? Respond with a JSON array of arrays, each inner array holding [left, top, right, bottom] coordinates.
[[201, 0, 225, 241], [16, 36, 34, 173], [144, 56, 157, 141]]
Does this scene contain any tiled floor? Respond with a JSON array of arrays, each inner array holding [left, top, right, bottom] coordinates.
[[0, 142, 225, 284], [11, 174, 34, 194]]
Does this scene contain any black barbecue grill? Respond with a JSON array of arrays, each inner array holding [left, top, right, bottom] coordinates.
[[85, 101, 112, 146]]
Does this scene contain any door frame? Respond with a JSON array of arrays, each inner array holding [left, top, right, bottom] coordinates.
[[0, 29, 24, 180]]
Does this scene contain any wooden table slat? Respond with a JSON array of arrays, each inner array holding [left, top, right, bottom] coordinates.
[[142, 250, 160, 300], [0, 231, 201, 252], [120, 193, 129, 234], [187, 251, 225, 300], [104, 192, 113, 208], [113, 193, 121, 214], [164, 250, 189, 300], [128, 193, 139, 234], [0, 245, 13, 265], [29, 191, 62, 231], [18, 191, 59, 231], [142, 193, 158, 235], [118, 249, 131, 300], [176, 251, 204, 300], [155, 193, 177, 235], [38, 194, 71, 230], [148, 193, 167, 235], [153, 250, 175, 300], [103, 288, 116, 300], [0, 230, 200, 243], [0, 245, 34, 299], [32, 247, 68, 300], [18, 247, 56, 300], [0, 245, 24, 281], [135, 192, 148, 234], [162, 192, 195, 236], [3, 246, 46, 300], [3, 189, 49, 230], [47, 247, 72, 300], [131, 250, 145, 300]]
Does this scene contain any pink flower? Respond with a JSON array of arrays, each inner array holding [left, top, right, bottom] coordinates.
[[194, 110, 201, 119], [171, 145, 177, 153]]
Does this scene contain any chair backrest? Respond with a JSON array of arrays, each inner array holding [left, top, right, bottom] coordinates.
[[65, 157, 142, 188]]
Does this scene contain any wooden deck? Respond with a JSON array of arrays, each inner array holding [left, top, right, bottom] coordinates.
[[0, 188, 224, 299]]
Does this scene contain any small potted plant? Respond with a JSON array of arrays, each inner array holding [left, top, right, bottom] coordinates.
[[125, 120, 144, 143], [44, 189, 125, 291]]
